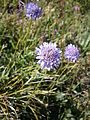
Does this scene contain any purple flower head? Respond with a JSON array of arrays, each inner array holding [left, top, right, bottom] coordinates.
[[36, 42, 62, 71], [73, 5, 80, 11], [25, 2, 42, 19], [64, 44, 80, 62]]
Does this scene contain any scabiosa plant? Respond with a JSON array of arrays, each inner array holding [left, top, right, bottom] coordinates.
[[36, 42, 62, 71], [64, 44, 80, 62], [25, 2, 42, 19]]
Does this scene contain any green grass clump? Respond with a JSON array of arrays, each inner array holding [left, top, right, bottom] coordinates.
[[0, 0, 90, 120]]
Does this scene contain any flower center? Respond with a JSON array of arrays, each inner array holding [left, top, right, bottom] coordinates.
[[44, 49, 54, 60], [70, 49, 76, 56]]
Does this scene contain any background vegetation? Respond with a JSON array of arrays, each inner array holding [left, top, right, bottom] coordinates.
[[0, 0, 90, 120]]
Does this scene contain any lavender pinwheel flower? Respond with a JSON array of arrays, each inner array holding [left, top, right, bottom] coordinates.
[[36, 42, 62, 71], [25, 2, 42, 19], [64, 44, 80, 62]]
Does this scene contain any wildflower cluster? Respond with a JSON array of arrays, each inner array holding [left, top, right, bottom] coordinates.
[[36, 43, 80, 71], [24, 2, 80, 70]]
